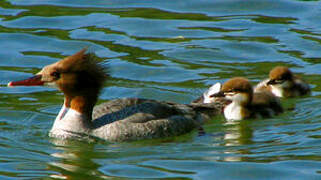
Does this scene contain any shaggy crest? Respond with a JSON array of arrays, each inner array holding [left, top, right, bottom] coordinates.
[[53, 48, 108, 95]]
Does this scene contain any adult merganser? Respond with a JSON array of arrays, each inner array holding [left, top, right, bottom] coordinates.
[[211, 77, 283, 121], [254, 66, 310, 98], [8, 49, 223, 142]]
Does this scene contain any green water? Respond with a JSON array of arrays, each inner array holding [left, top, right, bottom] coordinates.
[[0, 0, 320, 179]]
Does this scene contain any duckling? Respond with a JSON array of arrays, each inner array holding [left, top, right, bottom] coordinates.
[[254, 66, 310, 98], [211, 77, 283, 121]]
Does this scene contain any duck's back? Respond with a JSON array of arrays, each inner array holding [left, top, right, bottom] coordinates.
[[293, 77, 310, 97], [91, 98, 222, 142], [250, 91, 283, 118]]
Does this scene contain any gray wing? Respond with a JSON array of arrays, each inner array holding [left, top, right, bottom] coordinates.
[[90, 98, 225, 141], [91, 98, 201, 141], [93, 98, 155, 120]]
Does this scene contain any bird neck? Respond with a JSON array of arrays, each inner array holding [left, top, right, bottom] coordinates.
[[224, 93, 252, 120], [232, 93, 252, 106], [64, 93, 98, 121], [51, 95, 95, 138]]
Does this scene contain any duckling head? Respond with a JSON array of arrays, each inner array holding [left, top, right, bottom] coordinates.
[[267, 66, 293, 89], [211, 77, 253, 106]]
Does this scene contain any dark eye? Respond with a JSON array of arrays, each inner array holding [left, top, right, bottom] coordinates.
[[275, 79, 284, 84], [51, 71, 60, 79]]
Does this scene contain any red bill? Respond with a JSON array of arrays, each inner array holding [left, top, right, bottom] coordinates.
[[8, 75, 44, 86]]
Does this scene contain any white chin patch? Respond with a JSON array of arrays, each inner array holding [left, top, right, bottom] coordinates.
[[45, 82, 57, 88], [203, 82, 221, 103], [271, 85, 283, 97], [230, 93, 247, 103]]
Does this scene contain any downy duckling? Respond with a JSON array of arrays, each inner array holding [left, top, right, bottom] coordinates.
[[254, 66, 310, 98], [211, 77, 283, 121]]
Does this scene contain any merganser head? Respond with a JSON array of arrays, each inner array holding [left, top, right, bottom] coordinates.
[[211, 77, 253, 105], [266, 66, 293, 89], [8, 48, 107, 97]]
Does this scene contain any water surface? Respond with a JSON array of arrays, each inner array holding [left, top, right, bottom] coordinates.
[[0, 0, 320, 179]]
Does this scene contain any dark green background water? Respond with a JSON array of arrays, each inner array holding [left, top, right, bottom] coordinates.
[[0, 0, 320, 179]]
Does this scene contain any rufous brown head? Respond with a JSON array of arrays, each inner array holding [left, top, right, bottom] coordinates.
[[8, 48, 107, 97]]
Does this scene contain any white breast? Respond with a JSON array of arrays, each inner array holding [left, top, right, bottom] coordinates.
[[271, 85, 283, 97], [224, 102, 244, 121], [50, 107, 91, 138]]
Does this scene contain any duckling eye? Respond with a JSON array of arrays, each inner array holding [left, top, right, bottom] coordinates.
[[275, 79, 284, 84], [51, 71, 60, 79]]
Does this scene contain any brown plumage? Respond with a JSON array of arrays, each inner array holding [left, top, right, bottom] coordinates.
[[251, 91, 283, 117], [221, 78, 253, 96], [255, 66, 310, 98], [269, 66, 292, 81], [36, 48, 107, 119], [48, 48, 106, 97]]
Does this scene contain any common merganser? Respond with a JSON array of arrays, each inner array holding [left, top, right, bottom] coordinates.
[[211, 77, 283, 121], [8, 49, 223, 142], [254, 66, 310, 98]]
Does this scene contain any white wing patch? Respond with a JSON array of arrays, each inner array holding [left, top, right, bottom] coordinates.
[[203, 82, 221, 103]]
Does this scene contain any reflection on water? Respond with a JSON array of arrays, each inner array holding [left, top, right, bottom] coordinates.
[[222, 121, 253, 162], [1, 0, 321, 179], [48, 140, 108, 179]]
